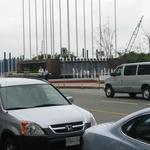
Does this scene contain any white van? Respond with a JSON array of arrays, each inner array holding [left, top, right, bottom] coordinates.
[[105, 62, 150, 100]]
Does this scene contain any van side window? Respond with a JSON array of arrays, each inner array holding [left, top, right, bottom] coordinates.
[[124, 65, 137, 76], [114, 66, 123, 76], [138, 65, 150, 75]]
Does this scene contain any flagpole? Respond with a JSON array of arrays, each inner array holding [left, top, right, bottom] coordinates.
[[22, 0, 26, 59], [75, 0, 79, 57], [91, 0, 94, 58], [45, 0, 48, 58], [52, 0, 55, 55], [49, 0, 52, 55], [99, 0, 102, 54], [83, 0, 86, 54], [42, 0, 45, 58], [35, 0, 38, 58], [114, 0, 117, 57], [28, 0, 32, 59], [59, 0, 62, 52], [67, 0, 70, 52]]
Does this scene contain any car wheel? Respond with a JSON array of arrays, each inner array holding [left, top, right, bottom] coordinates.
[[3, 137, 18, 150], [105, 85, 114, 98], [128, 93, 137, 98], [142, 86, 150, 100]]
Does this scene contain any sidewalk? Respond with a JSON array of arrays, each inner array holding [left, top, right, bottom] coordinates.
[[48, 78, 105, 89]]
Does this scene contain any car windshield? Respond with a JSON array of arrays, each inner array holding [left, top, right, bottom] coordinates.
[[1, 84, 70, 110]]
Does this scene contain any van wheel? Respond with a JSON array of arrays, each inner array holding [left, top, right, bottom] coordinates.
[[142, 86, 150, 100], [128, 93, 137, 98], [3, 137, 18, 150], [105, 85, 114, 98]]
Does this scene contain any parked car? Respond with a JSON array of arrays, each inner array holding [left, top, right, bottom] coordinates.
[[82, 108, 150, 150], [105, 62, 150, 100], [0, 78, 96, 150]]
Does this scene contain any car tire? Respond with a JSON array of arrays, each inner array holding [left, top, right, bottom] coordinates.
[[2, 137, 18, 150], [105, 85, 115, 98], [128, 93, 137, 98], [142, 86, 150, 100]]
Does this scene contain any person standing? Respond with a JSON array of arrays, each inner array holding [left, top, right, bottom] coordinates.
[[38, 66, 44, 78]]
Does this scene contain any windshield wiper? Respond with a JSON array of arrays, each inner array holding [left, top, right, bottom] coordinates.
[[6, 107, 31, 110], [33, 104, 63, 108]]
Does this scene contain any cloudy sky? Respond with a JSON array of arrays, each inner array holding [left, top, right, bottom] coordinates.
[[0, 0, 150, 59]]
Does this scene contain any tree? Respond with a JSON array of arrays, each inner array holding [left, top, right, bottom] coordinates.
[[120, 52, 150, 63], [96, 22, 114, 58]]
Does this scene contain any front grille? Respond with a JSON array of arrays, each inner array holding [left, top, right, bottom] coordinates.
[[50, 121, 84, 134]]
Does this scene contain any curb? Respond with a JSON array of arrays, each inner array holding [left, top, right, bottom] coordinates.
[[55, 86, 104, 89]]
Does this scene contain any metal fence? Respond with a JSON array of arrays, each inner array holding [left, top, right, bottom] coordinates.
[[60, 58, 114, 78], [0, 58, 17, 76]]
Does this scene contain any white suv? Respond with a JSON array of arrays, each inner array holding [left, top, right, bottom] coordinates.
[[0, 78, 96, 150]]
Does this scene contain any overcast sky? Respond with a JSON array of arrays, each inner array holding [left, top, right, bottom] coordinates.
[[0, 0, 150, 59]]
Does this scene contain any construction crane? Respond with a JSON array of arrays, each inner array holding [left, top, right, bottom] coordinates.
[[142, 26, 150, 53], [126, 16, 144, 52]]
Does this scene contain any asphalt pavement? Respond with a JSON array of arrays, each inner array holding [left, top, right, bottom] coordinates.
[[60, 88, 150, 123]]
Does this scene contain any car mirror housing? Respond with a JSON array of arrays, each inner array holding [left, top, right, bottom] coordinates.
[[110, 72, 116, 77], [66, 96, 74, 103]]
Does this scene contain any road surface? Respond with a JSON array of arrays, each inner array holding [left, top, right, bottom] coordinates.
[[61, 88, 150, 123]]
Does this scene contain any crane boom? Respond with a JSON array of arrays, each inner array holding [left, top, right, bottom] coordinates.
[[126, 16, 144, 52]]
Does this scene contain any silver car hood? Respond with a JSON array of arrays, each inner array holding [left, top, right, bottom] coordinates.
[[8, 105, 91, 128]]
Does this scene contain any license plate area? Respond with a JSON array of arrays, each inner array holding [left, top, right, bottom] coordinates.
[[65, 136, 80, 146]]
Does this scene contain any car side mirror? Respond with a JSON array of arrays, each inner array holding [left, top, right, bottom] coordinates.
[[110, 72, 116, 76], [66, 96, 74, 103]]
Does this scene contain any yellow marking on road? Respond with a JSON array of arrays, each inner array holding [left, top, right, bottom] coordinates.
[[89, 109, 128, 116], [101, 100, 138, 105]]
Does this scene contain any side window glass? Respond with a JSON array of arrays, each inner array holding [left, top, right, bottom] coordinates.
[[124, 65, 137, 76], [114, 66, 123, 76], [122, 115, 150, 144], [138, 65, 150, 75]]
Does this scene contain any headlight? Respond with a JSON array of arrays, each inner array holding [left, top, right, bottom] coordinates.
[[90, 115, 97, 126], [20, 121, 45, 136]]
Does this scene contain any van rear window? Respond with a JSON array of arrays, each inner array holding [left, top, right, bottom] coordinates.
[[138, 65, 150, 75]]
